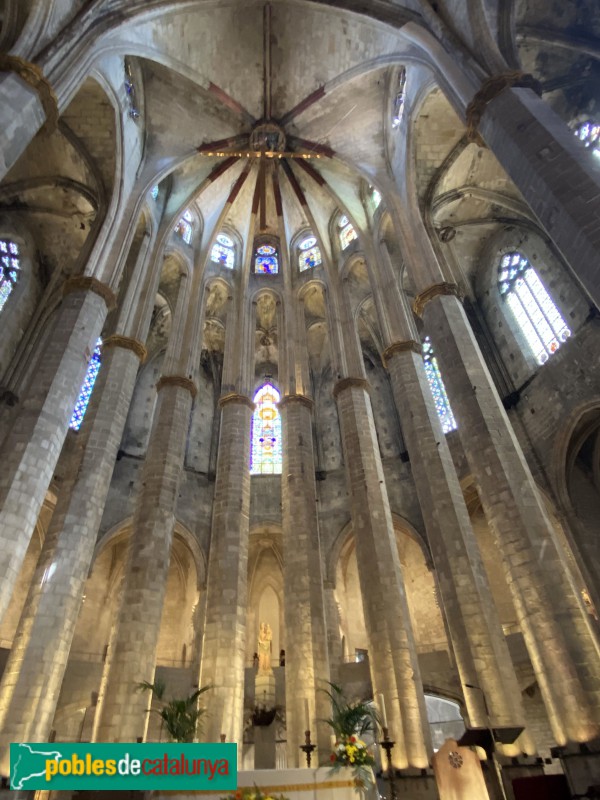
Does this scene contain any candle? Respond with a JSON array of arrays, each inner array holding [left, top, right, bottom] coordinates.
[[304, 698, 310, 731], [330, 734, 337, 750], [378, 693, 388, 728]]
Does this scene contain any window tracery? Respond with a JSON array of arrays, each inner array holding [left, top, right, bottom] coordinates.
[[255, 244, 278, 274], [298, 235, 322, 271], [250, 383, 282, 474], [423, 337, 457, 434], [211, 232, 235, 269], [69, 339, 102, 431], [174, 210, 193, 245], [498, 251, 571, 364], [0, 239, 20, 314], [338, 215, 357, 250]]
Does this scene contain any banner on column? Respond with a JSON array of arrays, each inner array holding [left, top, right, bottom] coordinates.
[[10, 742, 237, 791]]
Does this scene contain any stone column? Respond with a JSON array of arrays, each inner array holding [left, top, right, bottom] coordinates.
[[419, 285, 600, 744], [94, 373, 197, 741], [200, 392, 253, 745], [334, 378, 430, 768], [279, 393, 331, 766], [0, 277, 115, 623], [384, 339, 527, 736], [0, 337, 146, 771], [323, 581, 343, 685]]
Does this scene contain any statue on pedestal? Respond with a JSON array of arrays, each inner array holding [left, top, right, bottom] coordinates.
[[257, 621, 272, 673]]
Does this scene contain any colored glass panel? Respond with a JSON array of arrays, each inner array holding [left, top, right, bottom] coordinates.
[[423, 337, 457, 434], [370, 187, 381, 209], [255, 245, 278, 273], [250, 384, 282, 474], [498, 251, 571, 365], [217, 233, 234, 247], [339, 222, 357, 250], [211, 242, 234, 268], [69, 339, 102, 431], [574, 120, 600, 157], [0, 239, 20, 314], [299, 245, 322, 271], [392, 68, 406, 128], [299, 236, 317, 250], [150, 185, 159, 200]]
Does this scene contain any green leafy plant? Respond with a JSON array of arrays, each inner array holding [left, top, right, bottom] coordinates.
[[322, 682, 379, 739], [222, 788, 289, 800], [137, 679, 211, 743], [321, 683, 378, 788]]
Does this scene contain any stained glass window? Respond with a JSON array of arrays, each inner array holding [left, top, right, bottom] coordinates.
[[174, 210, 193, 245], [370, 186, 382, 210], [392, 67, 407, 129], [498, 251, 571, 365], [250, 383, 282, 474], [150, 185, 159, 200], [211, 233, 235, 269], [338, 215, 357, 250], [298, 235, 322, 271], [423, 337, 457, 434], [0, 240, 20, 314], [69, 339, 102, 431], [255, 244, 278, 274], [574, 120, 600, 157]]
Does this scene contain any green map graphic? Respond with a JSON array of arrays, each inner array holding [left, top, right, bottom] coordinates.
[[11, 743, 62, 789]]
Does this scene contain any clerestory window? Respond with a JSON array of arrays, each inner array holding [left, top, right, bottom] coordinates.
[[69, 339, 102, 431], [298, 235, 322, 272], [0, 239, 20, 314], [250, 383, 282, 474], [423, 337, 457, 434]]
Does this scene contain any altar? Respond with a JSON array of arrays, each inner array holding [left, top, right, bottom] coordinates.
[[152, 767, 377, 800]]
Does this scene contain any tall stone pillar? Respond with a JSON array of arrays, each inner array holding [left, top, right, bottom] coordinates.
[[94, 373, 197, 741], [418, 285, 600, 744], [334, 378, 430, 768], [384, 340, 527, 736], [200, 393, 253, 745], [0, 277, 115, 623], [279, 394, 331, 766], [0, 337, 146, 771]]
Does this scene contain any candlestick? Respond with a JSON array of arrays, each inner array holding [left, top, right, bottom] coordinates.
[[378, 692, 388, 728]]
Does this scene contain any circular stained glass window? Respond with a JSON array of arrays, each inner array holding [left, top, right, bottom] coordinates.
[[299, 236, 317, 250], [338, 215, 349, 227], [257, 244, 276, 255]]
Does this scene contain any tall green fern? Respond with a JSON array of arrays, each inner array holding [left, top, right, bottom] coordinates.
[[321, 682, 379, 738], [137, 680, 211, 743]]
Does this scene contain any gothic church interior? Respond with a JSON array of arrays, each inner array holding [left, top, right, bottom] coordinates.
[[0, 0, 599, 793]]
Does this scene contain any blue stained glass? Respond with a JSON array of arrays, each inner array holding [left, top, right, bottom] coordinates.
[[299, 245, 321, 271], [256, 255, 278, 274], [150, 185, 159, 200], [338, 216, 357, 249], [0, 240, 19, 313], [69, 339, 102, 431], [250, 384, 282, 474], [211, 242, 234, 268], [574, 120, 600, 157], [423, 337, 457, 434], [498, 251, 570, 365]]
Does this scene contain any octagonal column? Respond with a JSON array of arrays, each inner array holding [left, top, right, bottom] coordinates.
[[279, 393, 331, 766], [419, 286, 600, 744], [334, 377, 430, 769], [0, 277, 114, 624], [200, 392, 253, 746]]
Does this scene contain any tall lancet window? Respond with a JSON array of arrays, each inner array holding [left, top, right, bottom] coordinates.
[[423, 337, 457, 434], [211, 233, 235, 269], [255, 244, 278, 274], [174, 209, 193, 245], [0, 239, 20, 313], [338, 215, 357, 250], [69, 339, 102, 431], [250, 383, 282, 474], [498, 251, 571, 365], [298, 235, 322, 271]]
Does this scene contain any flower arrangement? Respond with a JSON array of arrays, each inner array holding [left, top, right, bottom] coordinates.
[[330, 734, 376, 787], [222, 788, 289, 800]]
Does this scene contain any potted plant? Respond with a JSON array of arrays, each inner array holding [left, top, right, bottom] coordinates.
[[322, 683, 379, 790], [137, 679, 211, 743]]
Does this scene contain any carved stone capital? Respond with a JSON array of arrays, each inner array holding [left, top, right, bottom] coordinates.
[[102, 335, 147, 363], [156, 375, 197, 398], [0, 54, 59, 132], [217, 392, 255, 411], [62, 276, 117, 310], [381, 339, 422, 368], [332, 377, 370, 400], [278, 393, 314, 411], [412, 282, 462, 318]]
